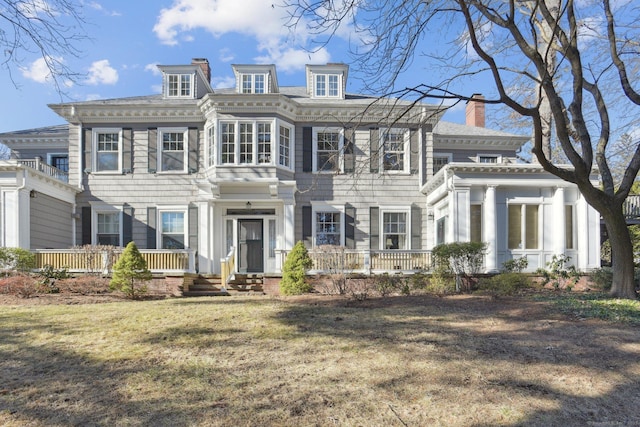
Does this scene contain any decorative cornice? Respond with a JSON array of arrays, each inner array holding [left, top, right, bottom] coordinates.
[[50, 104, 205, 124]]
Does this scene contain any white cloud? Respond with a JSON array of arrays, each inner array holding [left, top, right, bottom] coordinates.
[[21, 57, 56, 84], [85, 1, 121, 16], [145, 63, 162, 76], [18, 0, 58, 19], [153, 0, 354, 71], [86, 59, 118, 85], [85, 94, 102, 101], [219, 48, 234, 63], [211, 75, 235, 89]]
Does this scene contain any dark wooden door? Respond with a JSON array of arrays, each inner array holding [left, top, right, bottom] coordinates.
[[238, 220, 263, 273]]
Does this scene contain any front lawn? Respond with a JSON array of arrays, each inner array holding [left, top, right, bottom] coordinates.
[[1, 294, 640, 426]]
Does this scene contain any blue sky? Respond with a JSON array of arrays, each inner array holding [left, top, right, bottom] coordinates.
[[0, 0, 475, 134]]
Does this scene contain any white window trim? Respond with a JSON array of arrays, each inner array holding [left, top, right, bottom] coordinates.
[[312, 127, 344, 173], [240, 73, 268, 94], [380, 128, 410, 174], [217, 120, 276, 166], [433, 153, 453, 173], [379, 206, 411, 250], [166, 73, 193, 98], [277, 120, 294, 171], [314, 73, 342, 98], [311, 203, 345, 247], [92, 128, 122, 174], [158, 127, 188, 173], [157, 206, 189, 250], [477, 153, 502, 164], [89, 203, 122, 246], [507, 202, 541, 250]]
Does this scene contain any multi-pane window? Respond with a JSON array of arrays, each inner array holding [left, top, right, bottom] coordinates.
[[241, 74, 266, 94], [479, 155, 499, 163], [508, 204, 539, 249], [161, 211, 185, 249], [433, 155, 451, 173], [97, 212, 119, 246], [221, 123, 235, 164], [470, 204, 482, 243], [316, 130, 341, 172], [50, 155, 69, 172], [161, 131, 185, 172], [315, 74, 340, 97], [167, 74, 191, 97], [239, 123, 253, 164], [207, 126, 215, 167], [382, 212, 407, 249], [316, 211, 341, 245], [279, 125, 291, 168], [382, 129, 406, 171], [257, 123, 271, 164], [95, 131, 119, 172], [565, 205, 574, 249]]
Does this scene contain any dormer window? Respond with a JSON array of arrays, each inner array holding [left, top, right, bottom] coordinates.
[[242, 74, 266, 94], [315, 74, 340, 97], [167, 74, 192, 97], [307, 64, 348, 99]]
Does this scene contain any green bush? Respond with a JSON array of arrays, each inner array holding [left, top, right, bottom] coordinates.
[[432, 241, 487, 292], [477, 273, 532, 296], [502, 256, 528, 273], [110, 242, 152, 299], [589, 267, 613, 291], [425, 271, 456, 295], [280, 241, 313, 295], [0, 247, 36, 273]]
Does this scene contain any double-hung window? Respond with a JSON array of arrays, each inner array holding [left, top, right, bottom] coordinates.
[[315, 74, 340, 97], [313, 128, 343, 172], [167, 74, 192, 97], [257, 123, 272, 164], [93, 129, 121, 173], [159, 129, 187, 172], [508, 204, 539, 249], [97, 212, 120, 246], [239, 123, 253, 164], [382, 129, 408, 172], [241, 74, 266, 94], [160, 210, 186, 249], [382, 212, 408, 249], [221, 123, 235, 164], [279, 125, 291, 168], [207, 125, 215, 167], [316, 211, 342, 246], [219, 120, 280, 166], [433, 153, 452, 174]]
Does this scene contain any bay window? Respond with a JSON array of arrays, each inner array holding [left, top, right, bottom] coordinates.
[[217, 120, 293, 168]]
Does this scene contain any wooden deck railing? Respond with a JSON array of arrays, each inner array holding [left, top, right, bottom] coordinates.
[[277, 248, 433, 274], [33, 249, 195, 274], [220, 247, 235, 286], [17, 158, 68, 183]]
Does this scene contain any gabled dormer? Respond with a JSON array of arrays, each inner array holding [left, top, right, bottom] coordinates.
[[232, 64, 279, 94], [306, 63, 349, 99], [158, 58, 214, 100]]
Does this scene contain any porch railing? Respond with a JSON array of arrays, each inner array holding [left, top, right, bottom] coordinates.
[[32, 249, 196, 274], [277, 249, 433, 274], [17, 158, 69, 183], [220, 247, 235, 286], [624, 195, 640, 220]]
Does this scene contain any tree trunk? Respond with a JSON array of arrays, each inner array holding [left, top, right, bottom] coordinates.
[[603, 211, 637, 299]]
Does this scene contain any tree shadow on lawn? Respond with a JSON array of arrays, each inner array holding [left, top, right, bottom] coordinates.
[[272, 294, 640, 426]]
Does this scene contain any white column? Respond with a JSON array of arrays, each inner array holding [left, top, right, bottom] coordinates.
[[197, 201, 212, 274], [447, 189, 455, 243], [553, 187, 566, 256], [484, 186, 498, 272]]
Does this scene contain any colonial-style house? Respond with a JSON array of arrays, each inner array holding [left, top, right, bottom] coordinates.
[[0, 58, 601, 280]]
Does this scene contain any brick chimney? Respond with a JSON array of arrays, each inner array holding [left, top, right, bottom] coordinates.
[[191, 58, 210, 83], [465, 93, 485, 127]]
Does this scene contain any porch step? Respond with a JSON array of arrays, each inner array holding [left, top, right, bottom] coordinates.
[[182, 274, 264, 297]]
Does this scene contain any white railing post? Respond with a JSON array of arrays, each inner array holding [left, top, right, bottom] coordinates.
[[364, 250, 371, 275]]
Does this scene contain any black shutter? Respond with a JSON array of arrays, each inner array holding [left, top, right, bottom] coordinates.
[[345, 205, 356, 249], [148, 128, 157, 173], [122, 128, 133, 173], [81, 206, 92, 245], [411, 204, 422, 250], [123, 205, 134, 246], [344, 128, 355, 173], [188, 127, 199, 174], [370, 128, 379, 173], [370, 206, 379, 249], [302, 205, 312, 247], [410, 128, 419, 174], [189, 204, 198, 250], [147, 207, 157, 249], [82, 128, 92, 173], [302, 127, 313, 172]]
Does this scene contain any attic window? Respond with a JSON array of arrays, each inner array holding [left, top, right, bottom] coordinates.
[[167, 74, 192, 97], [241, 74, 267, 94], [315, 74, 340, 98]]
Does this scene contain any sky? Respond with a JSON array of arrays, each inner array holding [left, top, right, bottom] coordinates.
[[0, 0, 475, 134]]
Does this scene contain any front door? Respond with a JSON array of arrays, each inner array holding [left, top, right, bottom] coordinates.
[[238, 219, 264, 273]]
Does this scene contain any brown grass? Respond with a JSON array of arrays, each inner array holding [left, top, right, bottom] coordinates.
[[1, 293, 639, 426]]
